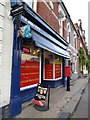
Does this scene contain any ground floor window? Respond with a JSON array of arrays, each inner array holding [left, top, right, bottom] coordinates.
[[55, 55, 62, 79], [45, 51, 54, 79], [44, 50, 62, 80], [20, 39, 40, 89]]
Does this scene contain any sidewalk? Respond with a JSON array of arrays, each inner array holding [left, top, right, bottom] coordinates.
[[16, 77, 88, 118]]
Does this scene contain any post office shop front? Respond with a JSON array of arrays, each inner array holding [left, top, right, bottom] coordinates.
[[10, 3, 70, 117]]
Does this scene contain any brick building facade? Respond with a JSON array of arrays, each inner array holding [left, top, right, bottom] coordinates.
[[37, 1, 59, 33]]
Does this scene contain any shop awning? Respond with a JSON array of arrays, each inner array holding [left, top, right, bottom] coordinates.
[[11, 4, 70, 59], [32, 31, 70, 59]]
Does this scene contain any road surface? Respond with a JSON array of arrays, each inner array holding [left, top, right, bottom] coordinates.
[[72, 78, 89, 118]]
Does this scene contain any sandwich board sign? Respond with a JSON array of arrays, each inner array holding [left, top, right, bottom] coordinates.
[[33, 84, 50, 111]]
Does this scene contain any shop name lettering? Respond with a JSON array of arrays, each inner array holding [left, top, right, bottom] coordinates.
[[21, 16, 40, 31]]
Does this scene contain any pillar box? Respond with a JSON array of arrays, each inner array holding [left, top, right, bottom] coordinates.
[[65, 66, 71, 77], [65, 66, 71, 91]]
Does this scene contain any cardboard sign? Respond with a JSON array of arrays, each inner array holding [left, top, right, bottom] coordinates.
[[33, 85, 48, 107], [20, 61, 39, 88], [45, 64, 53, 79]]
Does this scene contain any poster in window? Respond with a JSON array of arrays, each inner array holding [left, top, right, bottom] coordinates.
[[20, 61, 39, 88], [55, 57, 62, 79], [45, 64, 53, 79]]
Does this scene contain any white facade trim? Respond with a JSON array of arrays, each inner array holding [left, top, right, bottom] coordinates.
[[20, 84, 38, 91], [0, 2, 13, 108]]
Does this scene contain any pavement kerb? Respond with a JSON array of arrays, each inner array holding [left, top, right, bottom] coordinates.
[[58, 77, 88, 119]]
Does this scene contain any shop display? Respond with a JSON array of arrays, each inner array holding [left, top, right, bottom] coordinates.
[[20, 40, 40, 88], [55, 56, 62, 79], [55, 64, 61, 78], [45, 64, 53, 79], [21, 61, 39, 88]]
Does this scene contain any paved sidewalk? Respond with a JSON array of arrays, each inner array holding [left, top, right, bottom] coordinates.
[[16, 77, 88, 118]]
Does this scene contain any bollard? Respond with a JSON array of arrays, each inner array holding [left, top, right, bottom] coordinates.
[[67, 77, 70, 91]]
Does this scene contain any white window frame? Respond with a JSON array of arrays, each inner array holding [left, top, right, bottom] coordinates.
[[67, 23, 70, 43], [67, 31, 69, 43], [59, 17, 63, 36], [43, 50, 62, 81]]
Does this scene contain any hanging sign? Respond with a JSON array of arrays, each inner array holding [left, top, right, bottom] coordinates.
[[18, 24, 32, 38]]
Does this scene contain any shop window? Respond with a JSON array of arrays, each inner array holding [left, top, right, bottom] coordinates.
[[44, 51, 54, 79], [20, 39, 40, 89], [44, 50, 62, 80], [55, 55, 62, 79]]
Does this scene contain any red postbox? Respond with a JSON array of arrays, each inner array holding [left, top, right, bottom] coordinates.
[[65, 66, 71, 77]]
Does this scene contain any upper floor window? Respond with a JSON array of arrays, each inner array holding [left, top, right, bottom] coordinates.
[[67, 23, 71, 43], [49, 1, 54, 10], [59, 17, 63, 36], [73, 32, 77, 49], [59, 11, 63, 36]]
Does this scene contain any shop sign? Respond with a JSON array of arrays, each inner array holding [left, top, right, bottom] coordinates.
[[18, 24, 31, 38], [20, 61, 39, 88], [33, 85, 48, 107], [21, 16, 41, 31], [22, 47, 30, 53]]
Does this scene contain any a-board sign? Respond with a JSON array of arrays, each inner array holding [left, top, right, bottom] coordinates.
[[33, 85, 48, 107], [33, 84, 50, 111]]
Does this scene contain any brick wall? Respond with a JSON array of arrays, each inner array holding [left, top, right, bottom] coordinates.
[[37, 0, 59, 33]]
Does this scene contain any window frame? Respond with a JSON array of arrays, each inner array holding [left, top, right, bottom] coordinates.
[[20, 41, 41, 91], [43, 50, 62, 81]]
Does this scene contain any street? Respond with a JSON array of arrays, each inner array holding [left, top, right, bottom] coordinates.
[[71, 78, 89, 118]]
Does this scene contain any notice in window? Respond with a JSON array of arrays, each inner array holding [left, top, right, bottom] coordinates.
[[55, 56, 62, 79], [45, 64, 53, 79], [21, 61, 39, 88]]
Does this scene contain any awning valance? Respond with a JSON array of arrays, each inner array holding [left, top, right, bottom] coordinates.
[[32, 31, 70, 59]]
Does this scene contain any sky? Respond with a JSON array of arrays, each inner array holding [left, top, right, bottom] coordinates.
[[63, 0, 89, 45]]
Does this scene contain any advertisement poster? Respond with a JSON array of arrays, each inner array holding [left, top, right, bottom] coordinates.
[[45, 64, 53, 79], [55, 58, 62, 79], [20, 61, 39, 88], [33, 85, 48, 107]]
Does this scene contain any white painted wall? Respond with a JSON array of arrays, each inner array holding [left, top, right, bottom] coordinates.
[[0, 2, 13, 108]]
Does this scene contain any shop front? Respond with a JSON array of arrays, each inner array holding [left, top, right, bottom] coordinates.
[[10, 3, 70, 117]]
